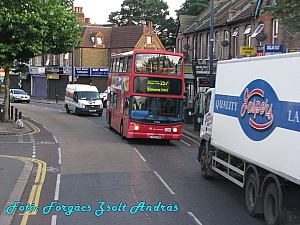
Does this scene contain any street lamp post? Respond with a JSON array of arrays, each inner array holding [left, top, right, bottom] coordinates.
[[209, 0, 215, 88]]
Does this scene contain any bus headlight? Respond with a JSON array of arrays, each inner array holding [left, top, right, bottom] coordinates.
[[173, 127, 178, 133], [134, 125, 140, 131]]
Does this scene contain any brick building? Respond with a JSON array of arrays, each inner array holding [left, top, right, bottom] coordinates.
[[176, 0, 300, 125], [27, 7, 165, 99]]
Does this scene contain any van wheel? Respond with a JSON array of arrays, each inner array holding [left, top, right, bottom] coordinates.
[[264, 183, 280, 225], [75, 108, 80, 116], [66, 105, 70, 113], [245, 174, 263, 217], [98, 113, 102, 116]]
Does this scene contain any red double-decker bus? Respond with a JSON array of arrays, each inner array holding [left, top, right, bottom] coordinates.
[[106, 50, 184, 140]]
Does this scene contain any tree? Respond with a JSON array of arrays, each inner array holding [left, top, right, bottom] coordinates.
[[264, 0, 300, 33], [176, 0, 210, 16], [0, 0, 82, 122], [108, 0, 176, 50]]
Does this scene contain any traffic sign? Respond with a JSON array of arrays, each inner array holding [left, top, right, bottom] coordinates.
[[240, 46, 255, 56]]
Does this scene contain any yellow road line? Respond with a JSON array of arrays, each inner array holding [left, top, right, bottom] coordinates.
[[0, 155, 47, 224], [20, 158, 47, 224]]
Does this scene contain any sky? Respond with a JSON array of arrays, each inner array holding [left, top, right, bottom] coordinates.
[[73, 0, 184, 24]]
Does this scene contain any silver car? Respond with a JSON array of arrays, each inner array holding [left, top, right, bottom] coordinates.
[[10, 89, 30, 103]]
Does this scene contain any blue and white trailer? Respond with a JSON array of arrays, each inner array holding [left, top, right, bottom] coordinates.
[[197, 52, 300, 225]]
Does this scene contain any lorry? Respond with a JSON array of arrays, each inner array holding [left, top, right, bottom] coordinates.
[[65, 84, 103, 116], [197, 53, 300, 225]]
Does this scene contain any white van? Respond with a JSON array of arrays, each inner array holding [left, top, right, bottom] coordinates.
[[65, 84, 103, 116]]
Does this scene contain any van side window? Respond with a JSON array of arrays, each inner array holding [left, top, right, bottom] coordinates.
[[204, 93, 211, 114]]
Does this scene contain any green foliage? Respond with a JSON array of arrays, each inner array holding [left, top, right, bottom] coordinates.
[[0, 0, 82, 67], [108, 0, 176, 50], [264, 0, 300, 33], [0, 0, 82, 122], [176, 0, 210, 16]]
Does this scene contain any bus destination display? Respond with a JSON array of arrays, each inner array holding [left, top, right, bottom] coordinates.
[[134, 77, 182, 95]]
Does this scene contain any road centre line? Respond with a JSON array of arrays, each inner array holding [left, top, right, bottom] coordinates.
[[187, 212, 203, 225], [58, 147, 61, 164], [51, 215, 57, 225], [153, 171, 175, 195], [54, 174, 61, 201], [133, 147, 146, 162]]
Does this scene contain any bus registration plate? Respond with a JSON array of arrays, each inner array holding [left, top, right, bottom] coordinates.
[[89, 110, 96, 112], [150, 135, 162, 139]]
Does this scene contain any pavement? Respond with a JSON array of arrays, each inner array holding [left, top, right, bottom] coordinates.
[[0, 94, 199, 224]]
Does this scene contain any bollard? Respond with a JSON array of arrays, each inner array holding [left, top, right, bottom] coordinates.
[[19, 111, 22, 120], [11, 105, 14, 120], [56, 95, 58, 104], [15, 108, 18, 122]]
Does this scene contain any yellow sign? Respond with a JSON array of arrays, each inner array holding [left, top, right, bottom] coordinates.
[[184, 64, 193, 74], [47, 74, 59, 79], [240, 46, 255, 55]]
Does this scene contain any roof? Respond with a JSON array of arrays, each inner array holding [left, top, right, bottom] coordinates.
[[110, 25, 152, 48], [80, 26, 112, 48]]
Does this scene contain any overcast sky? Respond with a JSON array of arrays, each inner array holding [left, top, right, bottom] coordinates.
[[74, 0, 184, 24]]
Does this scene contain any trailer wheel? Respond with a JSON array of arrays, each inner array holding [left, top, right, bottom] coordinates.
[[245, 174, 263, 217], [200, 149, 213, 180], [264, 183, 280, 225]]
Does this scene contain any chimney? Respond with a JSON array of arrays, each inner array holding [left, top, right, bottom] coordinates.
[[75, 6, 85, 24], [148, 22, 153, 29], [85, 18, 91, 24], [228, 9, 236, 20]]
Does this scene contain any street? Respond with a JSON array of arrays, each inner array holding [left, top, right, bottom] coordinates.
[[1, 102, 264, 225]]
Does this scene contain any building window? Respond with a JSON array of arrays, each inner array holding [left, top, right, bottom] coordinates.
[[244, 25, 251, 46], [215, 31, 219, 59], [251, 23, 264, 38], [53, 55, 56, 66], [64, 53, 69, 67], [60, 54, 64, 66], [232, 28, 239, 58], [147, 36, 152, 44], [207, 33, 210, 59], [97, 37, 102, 44], [193, 35, 197, 59], [224, 31, 229, 59], [199, 34, 203, 60], [272, 19, 279, 44]]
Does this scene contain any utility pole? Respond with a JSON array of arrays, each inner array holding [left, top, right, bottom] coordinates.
[[209, 0, 214, 88]]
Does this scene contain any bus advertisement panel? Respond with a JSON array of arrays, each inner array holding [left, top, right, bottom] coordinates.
[[106, 50, 184, 140]]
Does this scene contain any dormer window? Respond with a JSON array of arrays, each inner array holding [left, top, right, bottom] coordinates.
[[90, 32, 105, 47], [97, 37, 102, 44]]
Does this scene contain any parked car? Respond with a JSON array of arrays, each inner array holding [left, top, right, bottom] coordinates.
[[10, 89, 30, 103], [99, 90, 107, 107]]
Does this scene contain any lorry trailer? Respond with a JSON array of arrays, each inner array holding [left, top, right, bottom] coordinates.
[[197, 52, 300, 225]]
